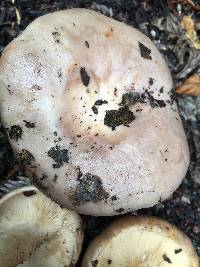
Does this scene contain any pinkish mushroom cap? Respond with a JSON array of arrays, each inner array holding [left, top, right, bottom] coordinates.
[[0, 9, 189, 216]]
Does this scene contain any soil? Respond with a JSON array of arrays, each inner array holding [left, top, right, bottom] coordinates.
[[0, 0, 200, 264]]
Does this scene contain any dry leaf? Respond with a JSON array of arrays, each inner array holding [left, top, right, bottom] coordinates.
[[167, 0, 200, 12], [181, 16, 200, 50], [176, 75, 200, 96]]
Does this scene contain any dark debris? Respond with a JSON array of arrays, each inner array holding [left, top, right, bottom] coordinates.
[[163, 254, 172, 264], [23, 190, 37, 197], [138, 41, 152, 60], [47, 145, 69, 168], [94, 99, 108, 105], [23, 120, 36, 128], [75, 173, 109, 204], [8, 125, 23, 141], [80, 67, 90, 87], [104, 106, 135, 130]]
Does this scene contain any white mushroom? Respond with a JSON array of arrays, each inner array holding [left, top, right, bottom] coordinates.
[[0, 186, 83, 267], [81, 216, 199, 267], [0, 8, 189, 216]]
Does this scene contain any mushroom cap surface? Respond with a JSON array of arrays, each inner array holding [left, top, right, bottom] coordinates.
[[0, 186, 83, 267], [81, 216, 199, 267], [0, 8, 189, 215]]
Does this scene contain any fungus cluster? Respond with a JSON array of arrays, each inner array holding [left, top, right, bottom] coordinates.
[[0, 8, 198, 267]]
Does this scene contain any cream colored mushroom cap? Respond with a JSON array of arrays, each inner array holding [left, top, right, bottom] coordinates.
[[81, 216, 199, 267], [0, 186, 83, 267], [0, 8, 189, 216]]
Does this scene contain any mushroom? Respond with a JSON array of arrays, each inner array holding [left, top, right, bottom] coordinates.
[[81, 216, 199, 267], [0, 185, 83, 267], [0, 8, 189, 216]]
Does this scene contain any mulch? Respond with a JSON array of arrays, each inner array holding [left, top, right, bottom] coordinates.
[[0, 0, 200, 262]]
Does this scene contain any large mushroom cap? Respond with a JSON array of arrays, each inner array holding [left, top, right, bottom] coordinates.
[[0, 8, 189, 216], [0, 186, 83, 267], [81, 216, 199, 267]]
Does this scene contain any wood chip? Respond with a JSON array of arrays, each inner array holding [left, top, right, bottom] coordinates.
[[15, 8, 21, 25], [181, 16, 200, 50], [176, 75, 200, 96]]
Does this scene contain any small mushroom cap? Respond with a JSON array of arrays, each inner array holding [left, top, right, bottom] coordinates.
[[0, 8, 189, 216], [0, 186, 83, 267], [81, 216, 199, 267]]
